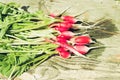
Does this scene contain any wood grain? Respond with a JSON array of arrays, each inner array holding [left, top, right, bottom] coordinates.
[[21, 56, 120, 80], [0, 0, 120, 80]]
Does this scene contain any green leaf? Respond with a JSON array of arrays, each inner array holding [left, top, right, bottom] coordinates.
[[0, 2, 59, 79]]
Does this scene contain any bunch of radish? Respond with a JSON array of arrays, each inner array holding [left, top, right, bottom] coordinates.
[[49, 14, 95, 59]]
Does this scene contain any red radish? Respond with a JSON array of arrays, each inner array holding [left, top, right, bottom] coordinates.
[[54, 26, 69, 32], [57, 34, 67, 39], [56, 47, 65, 52], [74, 45, 106, 55], [60, 31, 74, 39], [45, 38, 87, 58], [56, 38, 67, 43], [56, 35, 67, 43], [74, 45, 90, 54], [74, 35, 92, 45], [55, 42, 87, 58], [51, 22, 72, 28], [60, 21, 73, 28], [50, 21, 73, 32], [56, 47, 70, 58], [52, 22, 73, 32], [59, 51, 70, 58], [61, 16, 76, 24], [57, 32, 74, 40], [56, 47, 67, 52]]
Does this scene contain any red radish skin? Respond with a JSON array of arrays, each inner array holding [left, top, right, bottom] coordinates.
[[45, 37, 88, 58], [57, 34, 69, 39], [56, 47, 70, 58], [74, 45, 106, 55], [74, 45, 90, 54], [52, 22, 72, 28], [60, 21, 73, 28], [54, 26, 69, 32], [62, 16, 76, 24], [50, 22, 73, 32], [59, 51, 70, 58], [56, 47, 66, 52], [74, 35, 92, 45], [60, 31, 74, 39], [56, 36, 67, 43], [55, 42, 87, 58], [52, 22, 73, 32]]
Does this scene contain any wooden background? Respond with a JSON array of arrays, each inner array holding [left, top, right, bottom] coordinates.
[[0, 0, 120, 80]]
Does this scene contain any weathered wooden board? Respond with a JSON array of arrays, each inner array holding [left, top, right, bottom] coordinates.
[[0, 0, 120, 80]]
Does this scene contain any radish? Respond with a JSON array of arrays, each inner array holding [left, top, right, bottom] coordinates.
[[57, 34, 70, 40], [74, 45, 106, 55], [49, 19, 73, 32], [55, 42, 87, 58], [57, 34, 68, 39], [52, 22, 72, 28], [56, 31, 74, 40], [56, 47, 67, 52], [54, 26, 69, 32], [74, 45, 90, 54], [61, 16, 76, 24], [52, 22, 73, 32], [56, 35, 67, 43], [60, 31, 74, 39], [60, 21, 73, 28], [56, 47, 70, 58], [74, 35, 93, 45], [59, 51, 70, 58], [45, 38, 87, 58]]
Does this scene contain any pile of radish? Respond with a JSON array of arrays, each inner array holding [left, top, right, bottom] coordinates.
[[49, 14, 94, 58], [0, 2, 104, 78]]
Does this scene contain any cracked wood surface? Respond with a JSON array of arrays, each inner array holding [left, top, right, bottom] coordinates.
[[0, 0, 120, 80]]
